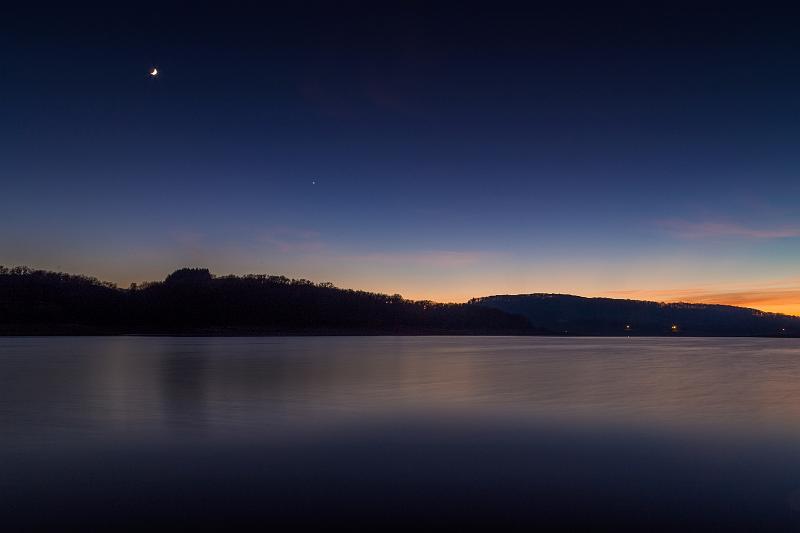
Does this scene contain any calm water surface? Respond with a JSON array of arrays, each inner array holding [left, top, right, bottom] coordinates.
[[3, 336, 800, 529]]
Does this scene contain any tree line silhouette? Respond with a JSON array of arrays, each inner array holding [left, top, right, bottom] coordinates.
[[2, 266, 798, 336], [0, 267, 532, 335]]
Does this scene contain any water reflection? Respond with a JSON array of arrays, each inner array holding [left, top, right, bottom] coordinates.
[[3, 336, 800, 528], [4, 336, 800, 441], [158, 348, 211, 432]]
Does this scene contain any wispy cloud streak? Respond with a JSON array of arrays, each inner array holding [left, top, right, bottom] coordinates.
[[352, 250, 490, 268], [659, 220, 800, 239], [258, 227, 323, 253]]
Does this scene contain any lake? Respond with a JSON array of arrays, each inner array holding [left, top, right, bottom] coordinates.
[[3, 336, 800, 529]]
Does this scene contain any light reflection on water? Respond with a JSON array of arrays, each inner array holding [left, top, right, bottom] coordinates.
[[3, 336, 800, 528], [4, 336, 800, 440]]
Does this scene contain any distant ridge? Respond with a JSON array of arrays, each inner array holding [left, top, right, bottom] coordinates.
[[0, 266, 798, 336], [471, 293, 799, 337]]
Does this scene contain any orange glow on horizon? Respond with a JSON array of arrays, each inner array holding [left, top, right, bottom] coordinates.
[[46, 262, 800, 318], [601, 288, 800, 317]]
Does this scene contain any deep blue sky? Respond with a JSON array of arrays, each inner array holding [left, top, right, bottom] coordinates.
[[3, 2, 800, 312]]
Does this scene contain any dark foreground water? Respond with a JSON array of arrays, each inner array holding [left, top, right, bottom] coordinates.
[[3, 337, 800, 530]]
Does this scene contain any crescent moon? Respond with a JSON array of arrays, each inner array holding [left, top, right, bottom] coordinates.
[[150, 68, 158, 76]]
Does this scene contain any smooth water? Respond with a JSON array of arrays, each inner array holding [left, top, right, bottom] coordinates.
[[3, 336, 800, 529]]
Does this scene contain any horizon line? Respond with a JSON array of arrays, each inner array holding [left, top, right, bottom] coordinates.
[[5, 264, 800, 319]]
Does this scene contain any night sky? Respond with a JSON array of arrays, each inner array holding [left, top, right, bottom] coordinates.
[[3, 3, 800, 314]]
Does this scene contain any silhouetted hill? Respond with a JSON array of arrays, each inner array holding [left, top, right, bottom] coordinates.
[[0, 267, 531, 335], [2, 267, 799, 336], [471, 293, 800, 337]]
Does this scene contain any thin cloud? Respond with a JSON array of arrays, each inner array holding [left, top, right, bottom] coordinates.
[[659, 220, 800, 239], [259, 227, 323, 253], [353, 250, 491, 268], [255, 231, 488, 267]]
